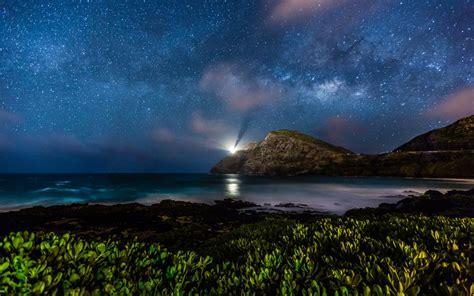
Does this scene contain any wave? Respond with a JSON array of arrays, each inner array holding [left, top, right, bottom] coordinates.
[[55, 180, 71, 186], [134, 193, 210, 205]]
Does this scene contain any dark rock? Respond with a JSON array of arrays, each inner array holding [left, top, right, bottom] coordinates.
[[445, 188, 474, 196], [213, 198, 257, 209], [211, 115, 474, 178], [346, 188, 474, 217], [424, 190, 444, 200], [0, 199, 295, 250], [275, 203, 309, 208]]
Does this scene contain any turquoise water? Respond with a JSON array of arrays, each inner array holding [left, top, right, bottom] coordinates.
[[0, 174, 472, 214]]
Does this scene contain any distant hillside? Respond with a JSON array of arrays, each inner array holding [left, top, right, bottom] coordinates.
[[396, 115, 474, 152], [211, 115, 474, 178]]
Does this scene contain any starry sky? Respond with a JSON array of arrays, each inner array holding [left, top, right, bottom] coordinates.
[[0, 0, 473, 173]]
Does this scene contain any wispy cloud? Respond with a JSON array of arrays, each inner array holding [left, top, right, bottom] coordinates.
[[190, 112, 230, 135], [315, 115, 368, 152], [200, 63, 282, 112], [0, 110, 22, 124], [151, 128, 175, 143], [268, 0, 340, 22], [266, 0, 387, 33], [428, 87, 474, 120]]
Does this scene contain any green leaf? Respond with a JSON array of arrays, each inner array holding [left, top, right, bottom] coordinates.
[[96, 243, 106, 254], [363, 286, 371, 296], [105, 283, 115, 293], [406, 286, 421, 296], [74, 241, 84, 257], [69, 273, 81, 283], [12, 236, 24, 249], [0, 262, 9, 274], [32, 281, 45, 294]]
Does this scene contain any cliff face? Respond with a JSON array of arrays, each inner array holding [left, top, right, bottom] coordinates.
[[395, 115, 474, 152], [211, 130, 352, 176], [211, 115, 474, 178]]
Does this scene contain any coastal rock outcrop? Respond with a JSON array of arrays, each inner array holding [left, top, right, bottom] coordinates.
[[211, 115, 474, 178], [345, 189, 474, 217], [211, 130, 353, 175]]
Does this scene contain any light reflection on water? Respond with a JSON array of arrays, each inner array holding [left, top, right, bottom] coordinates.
[[0, 174, 472, 214], [225, 176, 241, 198]]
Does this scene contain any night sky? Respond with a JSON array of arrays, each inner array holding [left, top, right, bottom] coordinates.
[[1, 0, 473, 173]]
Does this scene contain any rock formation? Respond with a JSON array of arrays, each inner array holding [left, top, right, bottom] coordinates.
[[211, 115, 474, 178]]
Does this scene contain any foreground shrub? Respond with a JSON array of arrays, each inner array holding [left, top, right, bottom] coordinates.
[[0, 215, 472, 295]]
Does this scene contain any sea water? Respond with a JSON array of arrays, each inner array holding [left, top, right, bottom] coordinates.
[[0, 174, 472, 214]]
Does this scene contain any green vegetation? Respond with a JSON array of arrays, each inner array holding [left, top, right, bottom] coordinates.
[[0, 215, 472, 295]]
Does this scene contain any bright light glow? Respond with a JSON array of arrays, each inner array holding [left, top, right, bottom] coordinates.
[[228, 146, 237, 154]]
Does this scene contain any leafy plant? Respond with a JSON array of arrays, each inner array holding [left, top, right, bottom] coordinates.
[[0, 215, 472, 295]]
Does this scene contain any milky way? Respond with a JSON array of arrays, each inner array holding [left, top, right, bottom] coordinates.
[[0, 1, 473, 172]]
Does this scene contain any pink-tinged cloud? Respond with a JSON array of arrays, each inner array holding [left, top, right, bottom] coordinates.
[[266, 0, 387, 32], [151, 128, 175, 143], [316, 116, 368, 151], [0, 110, 22, 124], [190, 112, 231, 136], [200, 63, 281, 112], [428, 87, 474, 120], [268, 0, 347, 23]]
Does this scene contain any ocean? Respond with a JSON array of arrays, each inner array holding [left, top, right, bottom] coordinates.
[[0, 174, 473, 214]]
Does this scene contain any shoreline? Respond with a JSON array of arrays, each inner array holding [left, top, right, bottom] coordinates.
[[1, 175, 473, 214], [1, 187, 473, 215], [0, 189, 472, 294], [0, 189, 472, 244]]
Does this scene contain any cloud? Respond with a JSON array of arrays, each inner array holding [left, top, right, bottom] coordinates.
[[266, 0, 388, 34], [0, 110, 22, 125], [267, 0, 347, 23], [315, 116, 368, 152], [200, 63, 282, 112], [151, 128, 175, 143], [428, 87, 474, 120], [149, 114, 231, 154], [190, 112, 231, 136]]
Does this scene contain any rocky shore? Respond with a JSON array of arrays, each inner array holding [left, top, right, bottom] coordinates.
[[346, 188, 474, 217], [0, 189, 472, 249]]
